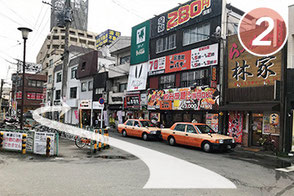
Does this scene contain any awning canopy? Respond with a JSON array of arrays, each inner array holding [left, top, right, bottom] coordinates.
[[220, 102, 280, 112]]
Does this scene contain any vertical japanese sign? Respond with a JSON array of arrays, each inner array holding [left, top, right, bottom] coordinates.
[[228, 112, 243, 143], [2, 132, 22, 151], [130, 20, 150, 65], [228, 35, 281, 88]]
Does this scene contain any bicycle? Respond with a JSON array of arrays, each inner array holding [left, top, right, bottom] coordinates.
[[74, 136, 91, 149], [257, 134, 278, 154]]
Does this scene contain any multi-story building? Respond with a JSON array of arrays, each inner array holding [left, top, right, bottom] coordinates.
[[36, 27, 97, 106], [108, 36, 131, 125], [11, 73, 46, 114], [128, 0, 242, 128]]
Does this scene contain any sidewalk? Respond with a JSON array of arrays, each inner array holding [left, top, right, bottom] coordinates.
[[233, 145, 294, 165]]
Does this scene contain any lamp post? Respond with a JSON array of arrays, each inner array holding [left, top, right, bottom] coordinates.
[[18, 27, 32, 130]]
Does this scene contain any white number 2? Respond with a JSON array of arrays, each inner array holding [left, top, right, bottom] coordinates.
[[252, 17, 274, 46]]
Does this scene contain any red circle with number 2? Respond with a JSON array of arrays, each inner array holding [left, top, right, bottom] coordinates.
[[238, 8, 287, 56]]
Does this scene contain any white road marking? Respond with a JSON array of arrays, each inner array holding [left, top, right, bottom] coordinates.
[[275, 166, 294, 173], [33, 103, 236, 189]]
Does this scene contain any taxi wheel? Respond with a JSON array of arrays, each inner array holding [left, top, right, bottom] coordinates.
[[142, 133, 148, 141], [202, 142, 211, 153], [168, 136, 176, 146], [122, 130, 127, 137]]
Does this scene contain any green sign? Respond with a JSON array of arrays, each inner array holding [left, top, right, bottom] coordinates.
[[130, 20, 150, 65]]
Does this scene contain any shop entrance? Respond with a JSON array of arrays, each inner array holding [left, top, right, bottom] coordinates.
[[251, 113, 263, 146]]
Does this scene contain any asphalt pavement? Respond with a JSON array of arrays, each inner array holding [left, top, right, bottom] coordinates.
[[0, 130, 294, 196]]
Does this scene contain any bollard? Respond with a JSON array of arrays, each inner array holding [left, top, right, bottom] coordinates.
[[104, 128, 110, 149], [22, 134, 27, 154], [93, 130, 98, 153], [98, 129, 102, 151], [46, 137, 51, 157], [0, 132, 3, 150]]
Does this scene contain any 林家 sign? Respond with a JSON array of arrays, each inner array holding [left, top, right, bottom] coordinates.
[[228, 35, 282, 88]]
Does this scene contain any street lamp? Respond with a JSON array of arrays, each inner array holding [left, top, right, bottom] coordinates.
[[18, 27, 32, 130]]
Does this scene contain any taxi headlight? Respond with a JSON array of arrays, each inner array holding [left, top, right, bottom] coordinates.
[[150, 131, 157, 134], [218, 139, 224, 144]]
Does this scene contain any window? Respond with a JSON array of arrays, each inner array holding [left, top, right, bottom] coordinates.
[[160, 74, 175, 89], [71, 67, 77, 79], [186, 125, 197, 133], [70, 87, 77, 99], [88, 81, 93, 91], [69, 31, 76, 35], [81, 82, 87, 92], [52, 35, 59, 40], [134, 121, 140, 127], [196, 125, 215, 134], [120, 56, 130, 65], [87, 34, 93, 39], [36, 81, 43, 87], [81, 62, 86, 71], [28, 80, 37, 87], [78, 32, 85, 37], [119, 83, 127, 92], [79, 39, 86, 44], [126, 120, 133, 126], [156, 34, 176, 53], [183, 23, 210, 46], [95, 88, 104, 94], [174, 124, 186, 132], [55, 90, 61, 100], [52, 45, 59, 49], [48, 75, 52, 84], [70, 37, 77, 42], [56, 72, 62, 83], [49, 59, 53, 67], [88, 41, 95, 46], [181, 69, 209, 87]]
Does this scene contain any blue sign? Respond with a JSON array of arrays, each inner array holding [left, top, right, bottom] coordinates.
[[96, 29, 121, 48], [99, 98, 105, 105]]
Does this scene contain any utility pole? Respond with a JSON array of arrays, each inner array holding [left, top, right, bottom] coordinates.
[[0, 79, 4, 113], [61, 0, 72, 101]]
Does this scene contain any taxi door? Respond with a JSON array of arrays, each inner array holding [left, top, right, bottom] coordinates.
[[133, 120, 142, 137], [172, 124, 187, 145], [125, 120, 134, 136], [185, 124, 202, 148]]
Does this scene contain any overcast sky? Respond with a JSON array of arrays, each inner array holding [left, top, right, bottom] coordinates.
[[0, 0, 293, 86]]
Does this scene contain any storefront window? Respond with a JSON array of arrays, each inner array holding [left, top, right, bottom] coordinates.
[[173, 113, 182, 122], [160, 74, 175, 89], [181, 69, 209, 87], [183, 113, 191, 122]]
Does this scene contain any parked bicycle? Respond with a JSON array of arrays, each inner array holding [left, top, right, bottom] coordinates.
[[257, 133, 277, 153], [74, 136, 91, 149]]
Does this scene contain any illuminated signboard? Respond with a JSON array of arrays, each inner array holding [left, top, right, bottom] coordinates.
[[150, 0, 222, 38], [96, 29, 121, 48]]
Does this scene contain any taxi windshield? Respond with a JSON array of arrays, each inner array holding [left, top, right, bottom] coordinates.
[[140, 121, 156, 127], [196, 125, 215, 134]]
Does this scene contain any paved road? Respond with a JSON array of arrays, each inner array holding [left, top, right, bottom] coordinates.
[[0, 130, 294, 196]]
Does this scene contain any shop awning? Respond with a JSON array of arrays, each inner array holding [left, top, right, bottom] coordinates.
[[219, 102, 280, 112]]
